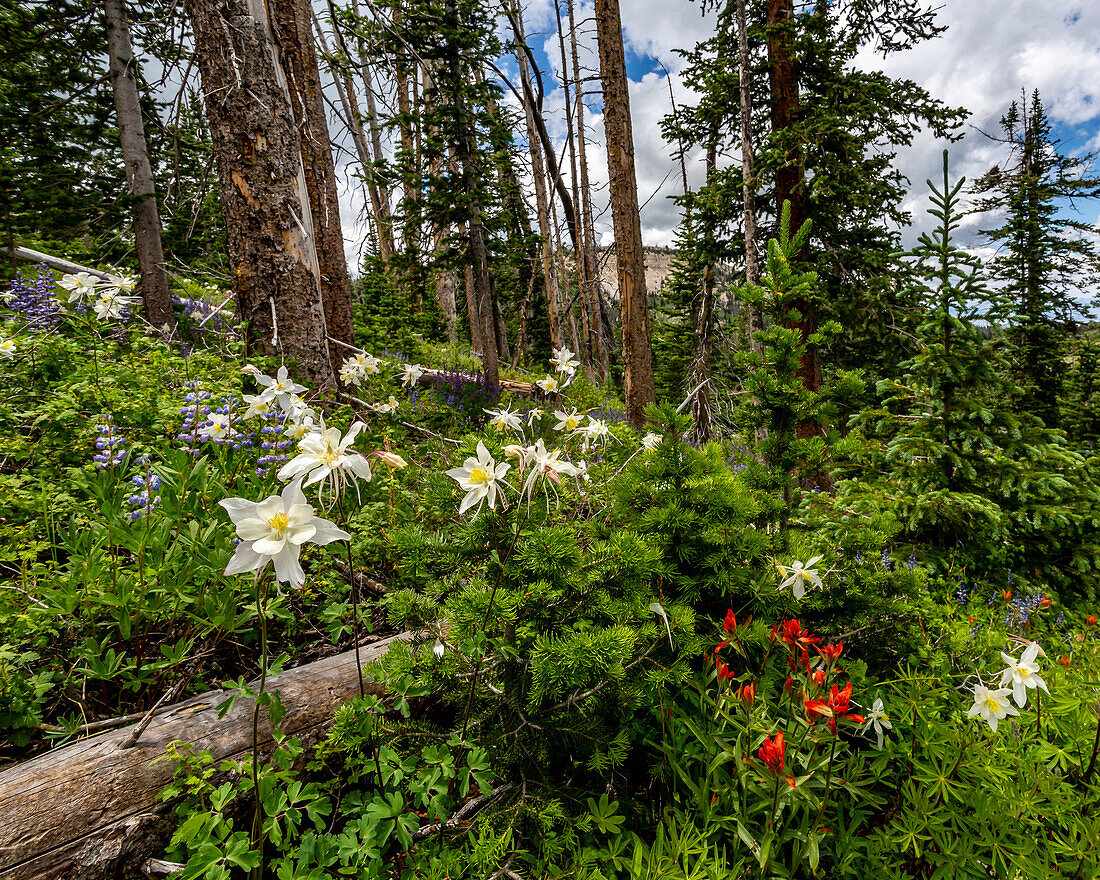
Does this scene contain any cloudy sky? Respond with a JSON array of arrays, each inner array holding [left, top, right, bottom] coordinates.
[[335, 0, 1100, 265]]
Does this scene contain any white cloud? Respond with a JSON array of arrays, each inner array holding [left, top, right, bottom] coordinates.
[[330, 0, 1100, 256]]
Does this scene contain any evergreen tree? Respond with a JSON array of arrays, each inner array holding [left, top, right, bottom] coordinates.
[[972, 90, 1100, 429], [842, 154, 1100, 599], [662, 0, 966, 402]]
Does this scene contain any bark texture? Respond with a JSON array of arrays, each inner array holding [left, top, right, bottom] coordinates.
[[104, 0, 174, 331], [273, 0, 356, 356], [186, 0, 335, 387], [767, 0, 819, 396], [0, 634, 412, 880], [595, 0, 655, 425]]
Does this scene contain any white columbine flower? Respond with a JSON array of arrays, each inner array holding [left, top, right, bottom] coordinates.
[[554, 408, 583, 432], [339, 357, 366, 387], [374, 450, 408, 471], [776, 555, 824, 600], [0, 337, 16, 359], [577, 417, 610, 452], [92, 290, 141, 321], [198, 412, 237, 442], [58, 272, 99, 303], [999, 642, 1049, 708], [485, 407, 523, 432], [445, 441, 510, 515], [536, 375, 560, 394], [257, 365, 307, 407], [641, 432, 661, 451], [550, 346, 580, 376], [219, 478, 350, 589], [400, 363, 425, 388], [372, 395, 400, 415], [862, 698, 893, 749], [277, 420, 372, 501], [284, 416, 318, 441], [967, 682, 1020, 733], [242, 393, 275, 420], [527, 407, 544, 426], [522, 439, 584, 507], [100, 273, 138, 295], [280, 393, 315, 423], [503, 444, 532, 469]]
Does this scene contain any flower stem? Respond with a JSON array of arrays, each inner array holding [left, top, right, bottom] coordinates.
[[250, 575, 269, 880], [336, 496, 364, 698], [461, 506, 522, 740]]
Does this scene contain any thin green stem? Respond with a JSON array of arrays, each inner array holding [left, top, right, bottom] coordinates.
[[461, 505, 523, 740], [250, 574, 269, 880]]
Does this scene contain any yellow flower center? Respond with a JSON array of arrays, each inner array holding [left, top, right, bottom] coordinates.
[[320, 441, 341, 466], [986, 696, 1000, 714], [1019, 667, 1031, 679], [566, 417, 579, 430], [267, 512, 290, 535], [469, 467, 491, 485]]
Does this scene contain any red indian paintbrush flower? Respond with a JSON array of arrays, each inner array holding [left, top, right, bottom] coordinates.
[[759, 731, 786, 774], [716, 659, 736, 683], [723, 610, 738, 634], [804, 682, 866, 734], [818, 642, 843, 663], [738, 681, 756, 706], [774, 619, 822, 653]]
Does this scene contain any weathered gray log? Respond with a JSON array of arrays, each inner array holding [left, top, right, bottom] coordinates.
[[6, 246, 112, 281], [0, 631, 413, 880]]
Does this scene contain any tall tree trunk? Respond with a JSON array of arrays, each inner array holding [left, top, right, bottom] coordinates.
[[690, 138, 718, 443], [186, 0, 335, 387], [766, 0, 818, 395], [322, 1, 394, 264], [446, 0, 497, 387], [736, 0, 763, 352], [103, 0, 174, 331], [512, 3, 562, 352], [464, 262, 482, 354], [394, 4, 422, 304], [272, 0, 355, 356], [567, 0, 609, 379], [553, 0, 592, 371], [595, 0, 654, 426]]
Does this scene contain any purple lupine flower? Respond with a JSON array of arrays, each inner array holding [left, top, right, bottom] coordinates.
[[127, 455, 162, 521], [93, 419, 126, 469], [5, 266, 60, 332]]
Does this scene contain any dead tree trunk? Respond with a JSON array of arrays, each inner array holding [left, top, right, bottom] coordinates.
[[690, 137, 718, 443], [186, 0, 335, 387], [445, 0, 497, 387], [321, 1, 394, 265], [512, 4, 562, 352], [735, 0, 763, 352], [568, 0, 609, 379], [0, 633, 411, 880], [273, 0, 356, 355], [595, 0, 654, 426], [103, 0, 174, 332]]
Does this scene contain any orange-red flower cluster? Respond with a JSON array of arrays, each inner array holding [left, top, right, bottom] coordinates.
[[759, 731, 785, 774], [804, 682, 866, 735]]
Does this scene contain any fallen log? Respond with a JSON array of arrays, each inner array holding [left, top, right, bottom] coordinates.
[[6, 245, 113, 281], [0, 631, 413, 880]]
